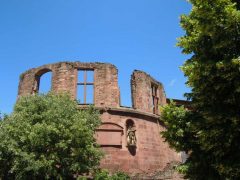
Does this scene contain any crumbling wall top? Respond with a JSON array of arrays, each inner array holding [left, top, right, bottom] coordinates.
[[18, 61, 120, 108], [131, 70, 166, 115], [18, 61, 166, 115]]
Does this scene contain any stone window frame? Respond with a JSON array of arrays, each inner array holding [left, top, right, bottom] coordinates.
[[77, 69, 95, 104]]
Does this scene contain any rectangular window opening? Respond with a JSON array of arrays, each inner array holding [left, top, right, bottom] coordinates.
[[77, 70, 94, 104], [151, 84, 159, 114]]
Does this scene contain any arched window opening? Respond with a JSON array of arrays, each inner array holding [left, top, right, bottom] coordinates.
[[38, 71, 52, 94], [32, 69, 52, 94]]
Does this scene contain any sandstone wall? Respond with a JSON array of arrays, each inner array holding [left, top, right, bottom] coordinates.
[[131, 70, 167, 115], [97, 108, 181, 174], [18, 62, 120, 108]]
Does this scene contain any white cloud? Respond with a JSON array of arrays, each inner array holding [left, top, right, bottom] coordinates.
[[168, 79, 177, 87]]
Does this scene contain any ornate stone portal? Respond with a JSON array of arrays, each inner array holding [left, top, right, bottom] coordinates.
[[17, 61, 183, 175]]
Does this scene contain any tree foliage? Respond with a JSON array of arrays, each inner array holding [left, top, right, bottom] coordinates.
[[161, 0, 240, 179], [0, 93, 103, 179], [93, 169, 130, 180]]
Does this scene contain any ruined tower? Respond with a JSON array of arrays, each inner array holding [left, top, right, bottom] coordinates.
[[18, 61, 182, 174]]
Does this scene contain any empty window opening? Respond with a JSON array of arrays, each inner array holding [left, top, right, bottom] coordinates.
[[32, 69, 52, 95], [38, 71, 52, 94], [77, 70, 94, 104], [152, 84, 159, 114], [119, 72, 132, 108]]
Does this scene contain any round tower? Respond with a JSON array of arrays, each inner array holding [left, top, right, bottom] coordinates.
[[18, 61, 182, 174]]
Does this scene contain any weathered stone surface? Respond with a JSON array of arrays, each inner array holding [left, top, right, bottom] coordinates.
[[18, 61, 183, 178], [131, 70, 167, 114], [98, 108, 182, 175], [18, 62, 120, 107], [131, 162, 184, 180]]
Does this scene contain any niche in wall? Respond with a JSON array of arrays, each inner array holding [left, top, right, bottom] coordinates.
[[126, 119, 137, 156]]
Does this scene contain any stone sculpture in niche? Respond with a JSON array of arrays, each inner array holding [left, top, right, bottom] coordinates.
[[126, 120, 136, 147], [127, 125, 136, 146]]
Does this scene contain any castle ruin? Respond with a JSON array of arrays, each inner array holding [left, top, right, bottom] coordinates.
[[18, 61, 183, 176]]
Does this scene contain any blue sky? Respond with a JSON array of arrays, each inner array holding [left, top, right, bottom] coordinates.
[[0, 0, 191, 114]]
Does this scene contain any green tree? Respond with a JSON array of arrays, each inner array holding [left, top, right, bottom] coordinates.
[[0, 93, 103, 179], [93, 169, 130, 180], [161, 0, 240, 179]]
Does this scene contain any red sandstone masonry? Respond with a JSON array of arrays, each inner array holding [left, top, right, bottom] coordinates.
[[18, 62, 120, 108], [17, 61, 182, 175], [131, 70, 167, 114], [98, 108, 182, 174]]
